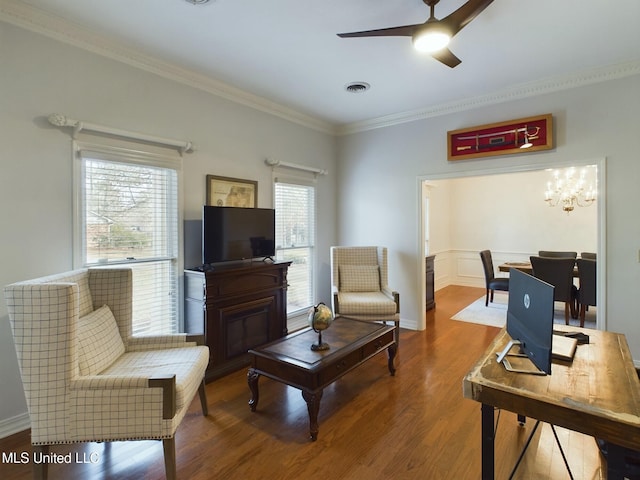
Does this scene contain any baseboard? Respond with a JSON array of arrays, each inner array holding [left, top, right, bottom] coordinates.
[[0, 412, 29, 439], [400, 317, 418, 331]]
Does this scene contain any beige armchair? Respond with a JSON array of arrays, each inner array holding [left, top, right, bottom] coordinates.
[[330, 246, 400, 344], [4, 268, 209, 480]]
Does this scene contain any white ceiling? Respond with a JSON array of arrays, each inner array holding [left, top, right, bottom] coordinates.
[[4, 0, 640, 131]]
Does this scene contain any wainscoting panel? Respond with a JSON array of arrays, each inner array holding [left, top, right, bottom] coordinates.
[[431, 249, 532, 290], [433, 251, 451, 291]]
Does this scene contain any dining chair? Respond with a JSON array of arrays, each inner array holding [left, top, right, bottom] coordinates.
[[581, 252, 597, 260], [538, 250, 578, 259], [479, 250, 509, 307], [530, 256, 578, 324], [576, 258, 596, 327]]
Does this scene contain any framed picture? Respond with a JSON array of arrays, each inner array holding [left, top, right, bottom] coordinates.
[[206, 175, 257, 208], [447, 114, 553, 161]]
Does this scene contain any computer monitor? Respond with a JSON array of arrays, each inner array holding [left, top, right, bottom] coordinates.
[[497, 268, 555, 375]]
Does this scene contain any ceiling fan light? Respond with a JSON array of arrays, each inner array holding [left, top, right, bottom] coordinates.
[[412, 31, 450, 53]]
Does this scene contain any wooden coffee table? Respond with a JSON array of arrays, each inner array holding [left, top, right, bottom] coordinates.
[[247, 317, 397, 441]]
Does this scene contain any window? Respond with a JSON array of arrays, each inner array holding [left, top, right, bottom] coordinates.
[[75, 141, 181, 335], [274, 179, 316, 315]]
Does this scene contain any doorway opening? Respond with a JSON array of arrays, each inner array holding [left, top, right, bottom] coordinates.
[[418, 158, 606, 332]]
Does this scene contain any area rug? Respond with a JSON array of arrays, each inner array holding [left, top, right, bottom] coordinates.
[[451, 293, 596, 329]]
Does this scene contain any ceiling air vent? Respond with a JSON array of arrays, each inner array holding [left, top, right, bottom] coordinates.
[[345, 82, 371, 93]]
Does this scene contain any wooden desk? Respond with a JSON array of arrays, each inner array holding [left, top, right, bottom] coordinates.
[[463, 327, 640, 479]]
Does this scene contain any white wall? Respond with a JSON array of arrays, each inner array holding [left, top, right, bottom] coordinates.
[[423, 180, 451, 256], [337, 74, 640, 359], [0, 24, 337, 433], [450, 169, 597, 253]]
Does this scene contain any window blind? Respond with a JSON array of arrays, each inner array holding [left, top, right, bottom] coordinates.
[[76, 139, 181, 334], [274, 178, 316, 315]]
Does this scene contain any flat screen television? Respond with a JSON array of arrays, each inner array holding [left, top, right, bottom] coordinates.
[[202, 206, 275, 265], [497, 268, 555, 375]]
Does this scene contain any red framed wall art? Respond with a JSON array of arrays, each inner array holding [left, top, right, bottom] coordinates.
[[447, 114, 553, 161]]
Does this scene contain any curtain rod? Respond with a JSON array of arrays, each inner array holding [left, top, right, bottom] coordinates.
[[47, 113, 194, 155], [265, 158, 327, 176]]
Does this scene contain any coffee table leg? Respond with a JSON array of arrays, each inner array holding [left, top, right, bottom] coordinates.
[[302, 389, 323, 441], [387, 344, 397, 376], [247, 368, 260, 412]]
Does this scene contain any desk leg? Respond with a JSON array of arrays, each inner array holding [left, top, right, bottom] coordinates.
[[481, 403, 495, 480], [606, 443, 627, 480], [302, 389, 323, 441]]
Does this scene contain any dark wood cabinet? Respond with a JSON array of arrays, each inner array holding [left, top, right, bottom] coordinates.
[[184, 261, 291, 381], [425, 254, 436, 311]]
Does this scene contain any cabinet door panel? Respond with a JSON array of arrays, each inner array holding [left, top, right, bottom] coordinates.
[[222, 297, 276, 358]]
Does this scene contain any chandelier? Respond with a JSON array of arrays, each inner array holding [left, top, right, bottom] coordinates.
[[544, 167, 597, 213]]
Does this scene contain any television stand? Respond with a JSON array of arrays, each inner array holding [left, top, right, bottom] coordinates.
[[192, 264, 215, 272], [184, 261, 291, 381]]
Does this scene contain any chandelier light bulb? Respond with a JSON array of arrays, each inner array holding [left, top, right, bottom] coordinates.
[[544, 166, 597, 213]]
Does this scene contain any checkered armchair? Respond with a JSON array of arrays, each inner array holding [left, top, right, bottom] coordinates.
[[330, 246, 400, 344], [4, 268, 209, 480]]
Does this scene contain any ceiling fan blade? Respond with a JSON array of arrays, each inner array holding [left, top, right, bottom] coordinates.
[[441, 0, 494, 37], [337, 0, 493, 67], [337, 24, 421, 38], [431, 48, 461, 68]]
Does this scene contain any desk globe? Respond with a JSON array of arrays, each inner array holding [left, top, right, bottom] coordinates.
[[309, 302, 334, 351]]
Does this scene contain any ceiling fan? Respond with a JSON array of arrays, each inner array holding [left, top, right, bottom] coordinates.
[[337, 0, 494, 68]]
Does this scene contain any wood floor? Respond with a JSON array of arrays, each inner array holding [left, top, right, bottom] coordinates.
[[0, 285, 605, 480]]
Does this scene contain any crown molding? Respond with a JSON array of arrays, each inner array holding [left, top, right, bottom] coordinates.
[[2, 0, 638, 138], [337, 60, 640, 135], [0, 0, 338, 135]]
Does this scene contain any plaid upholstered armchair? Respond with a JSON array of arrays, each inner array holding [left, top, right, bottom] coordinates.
[[4, 268, 209, 480], [330, 246, 400, 344]]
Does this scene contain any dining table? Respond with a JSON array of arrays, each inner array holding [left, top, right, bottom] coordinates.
[[498, 261, 579, 277], [498, 261, 533, 274]]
